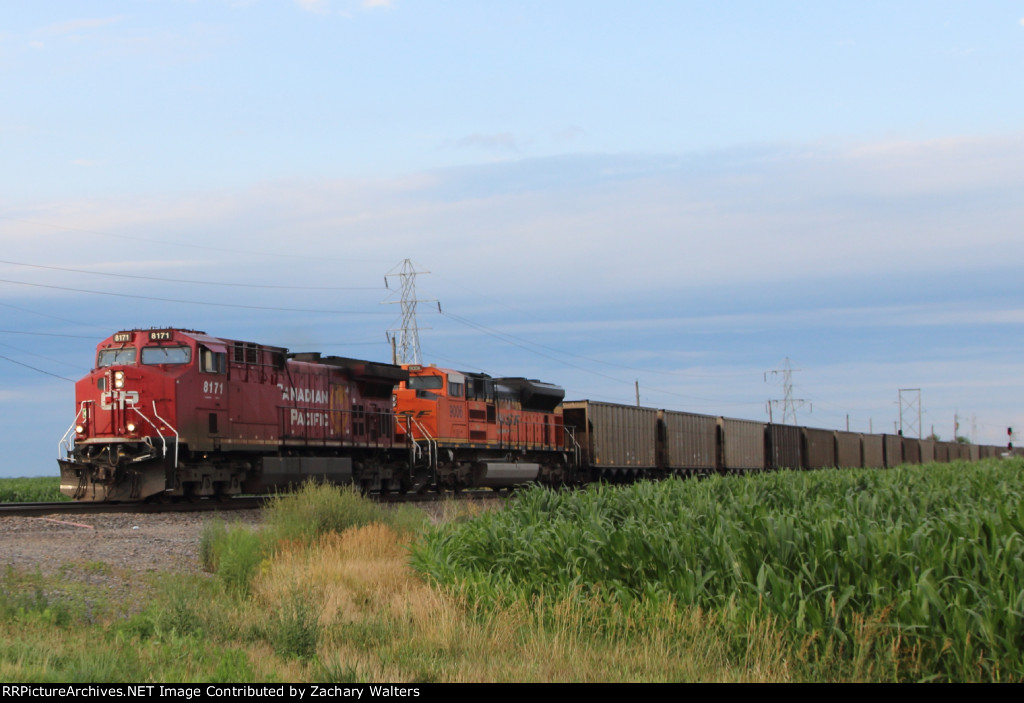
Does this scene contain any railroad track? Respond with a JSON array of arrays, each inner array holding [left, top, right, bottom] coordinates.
[[0, 489, 506, 517], [0, 497, 266, 517]]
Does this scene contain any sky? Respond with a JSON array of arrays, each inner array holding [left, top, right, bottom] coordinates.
[[2, 1, 1023, 477]]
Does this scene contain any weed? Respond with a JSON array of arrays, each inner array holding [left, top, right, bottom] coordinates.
[[267, 590, 321, 660], [310, 657, 368, 683]]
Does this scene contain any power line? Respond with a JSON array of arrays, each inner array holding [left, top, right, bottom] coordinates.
[[0, 278, 391, 315], [0, 341, 86, 371], [0, 301, 112, 331], [0, 329, 98, 339], [0, 259, 382, 291], [440, 308, 748, 380], [439, 310, 762, 406], [0, 353, 75, 382]]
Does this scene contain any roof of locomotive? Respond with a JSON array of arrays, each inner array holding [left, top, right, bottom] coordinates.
[[99, 329, 407, 384], [403, 363, 564, 411], [290, 352, 408, 383], [101, 328, 288, 353]]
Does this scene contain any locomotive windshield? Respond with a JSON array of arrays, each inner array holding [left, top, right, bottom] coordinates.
[[141, 346, 192, 365], [97, 348, 137, 367], [407, 376, 443, 390]]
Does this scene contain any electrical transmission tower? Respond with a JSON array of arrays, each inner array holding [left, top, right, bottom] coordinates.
[[898, 388, 921, 439], [765, 357, 810, 425], [383, 259, 434, 365]]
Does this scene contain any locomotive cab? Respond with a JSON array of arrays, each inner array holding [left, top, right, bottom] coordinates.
[[59, 329, 208, 500]]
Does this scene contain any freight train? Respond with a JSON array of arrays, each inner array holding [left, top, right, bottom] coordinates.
[[58, 328, 1013, 501]]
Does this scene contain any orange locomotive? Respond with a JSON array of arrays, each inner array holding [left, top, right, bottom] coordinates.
[[393, 364, 577, 489]]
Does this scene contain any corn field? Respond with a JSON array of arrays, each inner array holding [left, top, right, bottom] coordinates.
[[411, 459, 1024, 681]]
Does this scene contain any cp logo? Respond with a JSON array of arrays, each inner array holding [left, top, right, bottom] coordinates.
[[101, 390, 140, 410]]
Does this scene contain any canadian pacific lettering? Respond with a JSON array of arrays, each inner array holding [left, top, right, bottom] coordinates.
[[279, 385, 330, 405]]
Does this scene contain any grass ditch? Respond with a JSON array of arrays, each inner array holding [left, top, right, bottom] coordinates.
[[3, 464, 1022, 682]]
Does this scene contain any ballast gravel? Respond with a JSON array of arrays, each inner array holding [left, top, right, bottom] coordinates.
[[1, 509, 263, 576]]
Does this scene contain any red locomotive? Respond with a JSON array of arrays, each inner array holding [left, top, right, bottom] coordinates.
[[393, 364, 576, 489], [59, 328, 409, 501]]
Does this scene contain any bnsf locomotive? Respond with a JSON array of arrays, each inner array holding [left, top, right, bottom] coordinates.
[[59, 328, 1013, 502], [394, 364, 574, 489], [58, 328, 571, 501]]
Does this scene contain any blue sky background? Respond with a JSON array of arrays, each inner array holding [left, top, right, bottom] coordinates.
[[2, 1, 1022, 477]]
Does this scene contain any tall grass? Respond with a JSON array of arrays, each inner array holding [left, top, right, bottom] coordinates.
[[262, 481, 426, 543], [200, 481, 428, 598], [8, 467, 1019, 681], [411, 459, 1024, 681]]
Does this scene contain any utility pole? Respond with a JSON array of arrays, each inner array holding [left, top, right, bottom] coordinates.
[[383, 259, 434, 365], [765, 357, 810, 425], [898, 388, 921, 439]]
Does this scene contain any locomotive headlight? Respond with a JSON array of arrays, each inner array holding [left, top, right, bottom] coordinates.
[[126, 422, 137, 433], [75, 424, 86, 434], [113, 370, 125, 389]]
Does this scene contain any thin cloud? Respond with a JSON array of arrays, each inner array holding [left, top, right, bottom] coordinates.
[[552, 126, 587, 143], [40, 16, 124, 35], [295, 0, 331, 14], [452, 133, 526, 153]]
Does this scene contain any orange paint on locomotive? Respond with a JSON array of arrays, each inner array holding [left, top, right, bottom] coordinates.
[[394, 364, 565, 451]]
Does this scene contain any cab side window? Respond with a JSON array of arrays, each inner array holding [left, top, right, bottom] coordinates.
[[200, 347, 227, 374]]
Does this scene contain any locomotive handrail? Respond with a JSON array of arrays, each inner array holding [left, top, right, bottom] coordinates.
[[149, 400, 179, 468], [131, 401, 180, 471], [405, 415, 437, 483], [58, 401, 93, 458], [564, 425, 581, 468], [129, 405, 165, 461]]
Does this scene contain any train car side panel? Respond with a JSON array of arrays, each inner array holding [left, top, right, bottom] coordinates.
[[662, 410, 717, 473], [719, 418, 765, 473], [835, 431, 862, 468], [766, 424, 802, 471], [883, 435, 903, 467], [861, 434, 884, 468], [803, 427, 836, 469], [920, 438, 936, 464], [902, 438, 922, 464]]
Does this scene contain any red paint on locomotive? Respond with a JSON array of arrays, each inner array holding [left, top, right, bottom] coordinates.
[[59, 329, 408, 501]]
